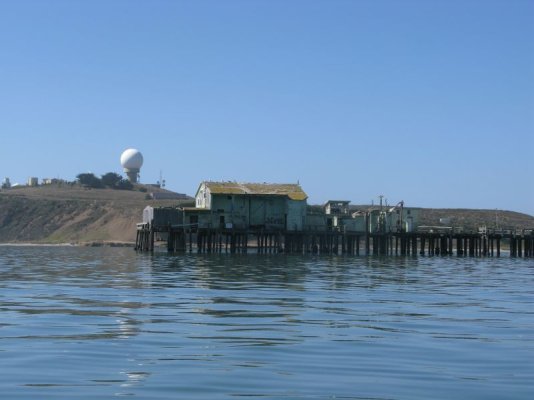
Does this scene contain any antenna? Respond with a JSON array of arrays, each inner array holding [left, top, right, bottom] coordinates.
[[158, 170, 166, 188]]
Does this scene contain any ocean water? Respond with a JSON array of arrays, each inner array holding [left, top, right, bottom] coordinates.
[[0, 246, 533, 399]]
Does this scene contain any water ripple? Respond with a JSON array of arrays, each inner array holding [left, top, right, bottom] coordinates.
[[1, 247, 533, 399]]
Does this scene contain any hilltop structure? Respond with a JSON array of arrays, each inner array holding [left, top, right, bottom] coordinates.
[[120, 148, 143, 183]]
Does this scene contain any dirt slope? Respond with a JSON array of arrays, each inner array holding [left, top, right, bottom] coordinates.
[[418, 208, 534, 231], [0, 185, 193, 244]]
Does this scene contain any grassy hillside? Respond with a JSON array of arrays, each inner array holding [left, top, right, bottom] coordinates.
[[1, 185, 532, 244], [0, 184, 193, 244]]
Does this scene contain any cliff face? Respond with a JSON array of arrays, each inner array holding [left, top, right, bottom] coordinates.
[[0, 186, 532, 244], [0, 185, 191, 244]]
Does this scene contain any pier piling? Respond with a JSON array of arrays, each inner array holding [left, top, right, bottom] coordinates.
[[136, 224, 533, 258]]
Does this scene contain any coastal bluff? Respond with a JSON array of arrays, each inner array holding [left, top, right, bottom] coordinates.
[[0, 185, 192, 245], [1, 185, 532, 246]]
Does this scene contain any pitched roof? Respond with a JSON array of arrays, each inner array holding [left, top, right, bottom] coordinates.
[[200, 181, 307, 201]]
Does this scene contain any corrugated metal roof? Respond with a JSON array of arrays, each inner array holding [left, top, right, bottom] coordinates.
[[201, 181, 308, 201]]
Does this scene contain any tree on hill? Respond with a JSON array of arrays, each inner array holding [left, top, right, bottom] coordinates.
[[76, 172, 134, 190], [101, 172, 122, 188], [115, 178, 133, 190], [101, 172, 134, 190], [76, 173, 102, 188]]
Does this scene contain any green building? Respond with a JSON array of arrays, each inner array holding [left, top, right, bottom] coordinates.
[[188, 181, 308, 231]]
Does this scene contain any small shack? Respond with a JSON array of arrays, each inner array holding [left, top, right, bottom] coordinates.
[[324, 200, 351, 215], [324, 200, 351, 230], [143, 206, 183, 227]]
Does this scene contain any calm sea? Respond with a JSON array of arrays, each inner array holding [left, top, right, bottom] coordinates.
[[0, 246, 532, 399]]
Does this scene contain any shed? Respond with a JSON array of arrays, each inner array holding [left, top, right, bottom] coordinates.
[[324, 200, 351, 215], [143, 206, 183, 228]]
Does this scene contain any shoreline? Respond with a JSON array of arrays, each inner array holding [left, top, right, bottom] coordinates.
[[0, 241, 135, 248]]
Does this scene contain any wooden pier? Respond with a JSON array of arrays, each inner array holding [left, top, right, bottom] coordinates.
[[135, 224, 534, 258]]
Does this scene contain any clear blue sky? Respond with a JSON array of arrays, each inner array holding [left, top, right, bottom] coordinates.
[[1, 0, 533, 215]]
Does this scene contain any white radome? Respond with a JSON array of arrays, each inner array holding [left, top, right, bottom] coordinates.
[[120, 148, 144, 169], [120, 148, 143, 183]]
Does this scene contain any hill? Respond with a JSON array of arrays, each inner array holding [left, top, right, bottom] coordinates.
[[417, 208, 534, 232], [0, 185, 532, 245], [344, 205, 534, 232], [0, 184, 193, 245]]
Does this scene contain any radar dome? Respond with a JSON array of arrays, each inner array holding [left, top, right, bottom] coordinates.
[[121, 148, 143, 169], [120, 148, 143, 183]]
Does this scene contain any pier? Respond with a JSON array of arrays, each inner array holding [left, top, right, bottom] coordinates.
[[135, 182, 533, 258], [135, 224, 534, 258]]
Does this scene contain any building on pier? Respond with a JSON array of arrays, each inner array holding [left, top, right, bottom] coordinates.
[[322, 199, 421, 234], [143, 206, 183, 226], [324, 200, 351, 230], [136, 190, 533, 257], [366, 207, 420, 233], [324, 200, 351, 215], [193, 181, 308, 231]]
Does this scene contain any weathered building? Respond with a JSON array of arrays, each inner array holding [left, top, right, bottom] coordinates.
[[324, 200, 351, 215], [191, 181, 308, 231], [324, 200, 351, 230], [366, 207, 420, 233], [143, 206, 183, 227], [321, 199, 421, 234], [343, 213, 367, 232]]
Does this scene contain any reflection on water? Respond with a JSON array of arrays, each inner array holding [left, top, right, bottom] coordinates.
[[0, 246, 533, 399]]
